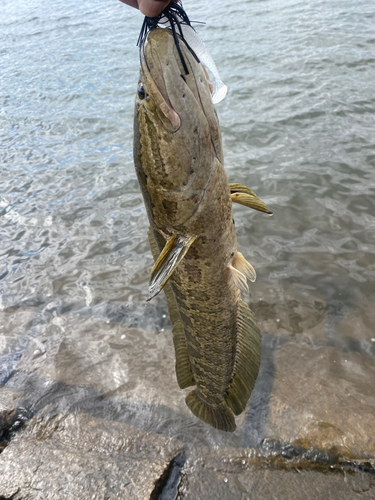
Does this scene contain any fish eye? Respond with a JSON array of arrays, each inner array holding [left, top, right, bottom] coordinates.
[[137, 83, 146, 100]]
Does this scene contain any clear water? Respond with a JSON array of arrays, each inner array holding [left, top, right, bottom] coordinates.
[[1, 0, 375, 491]]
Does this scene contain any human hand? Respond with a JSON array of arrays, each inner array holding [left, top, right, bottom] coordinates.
[[119, 0, 173, 17]]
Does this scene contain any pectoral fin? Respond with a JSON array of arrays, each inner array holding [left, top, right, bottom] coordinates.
[[229, 183, 257, 197], [230, 183, 273, 215], [148, 233, 197, 301]]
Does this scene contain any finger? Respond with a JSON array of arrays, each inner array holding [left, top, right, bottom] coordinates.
[[119, 0, 139, 8], [138, 0, 171, 17]]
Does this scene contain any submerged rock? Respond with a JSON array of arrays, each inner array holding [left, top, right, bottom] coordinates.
[[0, 307, 38, 385], [1, 291, 374, 500], [334, 293, 375, 348], [245, 341, 375, 458], [250, 284, 328, 342], [178, 449, 375, 500], [14, 314, 187, 413], [0, 412, 183, 500], [0, 387, 26, 453]]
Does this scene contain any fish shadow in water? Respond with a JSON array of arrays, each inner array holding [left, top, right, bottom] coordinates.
[[6, 370, 234, 447], [240, 331, 286, 447]]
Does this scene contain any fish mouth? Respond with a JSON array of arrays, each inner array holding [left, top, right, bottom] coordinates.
[[139, 28, 211, 133], [139, 29, 182, 132]]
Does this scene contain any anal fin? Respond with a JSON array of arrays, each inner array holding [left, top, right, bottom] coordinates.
[[225, 299, 262, 416], [147, 228, 195, 389], [148, 233, 196, 301]]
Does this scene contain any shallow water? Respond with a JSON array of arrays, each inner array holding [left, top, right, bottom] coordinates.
[[1, 0, 375, 495]]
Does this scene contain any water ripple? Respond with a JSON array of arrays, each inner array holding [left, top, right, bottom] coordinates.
[[0, 0, 374, 463]]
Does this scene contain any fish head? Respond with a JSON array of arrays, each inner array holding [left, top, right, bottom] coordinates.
[[136, 27, 214, 132], [134, 28, 223, 230]]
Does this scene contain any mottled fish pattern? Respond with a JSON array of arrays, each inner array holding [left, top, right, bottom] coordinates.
[[133, 28, 272, 431]]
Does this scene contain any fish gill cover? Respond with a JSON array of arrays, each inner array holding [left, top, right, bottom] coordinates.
[[137, 0, 228, 104]]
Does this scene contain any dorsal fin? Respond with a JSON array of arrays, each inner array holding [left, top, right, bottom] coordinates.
[[225, 299, 262, 415], [163, 283, 195, 389], [147, 228, 195, 389]]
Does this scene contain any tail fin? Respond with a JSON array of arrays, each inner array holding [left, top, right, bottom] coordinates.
[[186, 390, 236, 432]]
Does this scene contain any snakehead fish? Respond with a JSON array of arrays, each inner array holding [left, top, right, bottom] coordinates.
[[133, 28, 272, 432]]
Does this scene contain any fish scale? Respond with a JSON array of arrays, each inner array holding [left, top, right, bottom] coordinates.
[[134, 27, 271, 431]]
